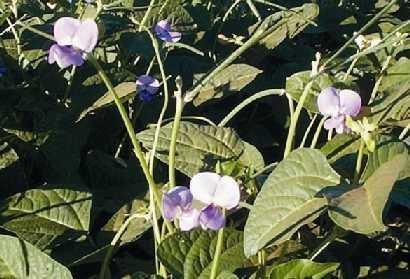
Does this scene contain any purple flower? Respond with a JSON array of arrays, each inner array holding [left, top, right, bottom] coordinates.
[[190, 172, 240, 230], [48, 17, 98, 69], [136, 75, 160, 102], [154, 20, 181, 43], [317, 87, 362, 134]]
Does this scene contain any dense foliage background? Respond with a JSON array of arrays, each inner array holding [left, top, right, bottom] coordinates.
[[0, 0, 409, 278]]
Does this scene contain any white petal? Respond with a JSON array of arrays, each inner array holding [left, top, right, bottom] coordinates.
[[54, 17, 81, 46], [190, 172, 220, 205], [72, 19, 99, 52], [213, 176, 240, 209], [179, 208, 200, 231]]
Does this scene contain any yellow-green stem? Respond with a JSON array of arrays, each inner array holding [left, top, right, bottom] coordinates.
[[88, 55, 173, 234], [310, 117, 326, 148], [284, 81, 314, 158], [209, 226, 224, 279], [168, 89, 184, 188], [354, 139, 365, 183]]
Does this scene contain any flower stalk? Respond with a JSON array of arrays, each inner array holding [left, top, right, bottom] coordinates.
[[210, 221, 225, 279]]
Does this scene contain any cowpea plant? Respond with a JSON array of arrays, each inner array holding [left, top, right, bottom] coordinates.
[[0, 0, 409, 278]]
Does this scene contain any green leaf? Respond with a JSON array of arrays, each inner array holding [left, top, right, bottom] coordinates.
[[158, 229, 245, 279], [0, 188, 92, 248], [267, 259, 339, 279], [361, 141, 409, 182], [216, 271, 239, 279], [0, 235, 73, 279], [329, 154, 407, 234], [77, 82, 136, 121], [244, 148, 340, 257], [184, 229, 245, 279], [285, 71, 334, 113], [255, 4, 319, 50], [320, 133, 361, 163], [0, 142, 19, 170], [193, 64, 262, 106], [138, 121, 259, 177], [238, 141, 265, 172]]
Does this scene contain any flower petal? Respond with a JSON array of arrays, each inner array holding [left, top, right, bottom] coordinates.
[[190, 172, 220, 205], [48, 44, 83, 69], [168, 31, 182, 43], [339, 89, 361, 117], [162, 186, 192, 220], [317, 87, 340, 117], [213, 176, 240, 209], [179, 208, 200, 231], [72, 19, 99, 52], [199, 205, 225, 230], [54, 17, 81, 46], [324, 115, 344, 130], [136, 75, 160, 94], [155, 20, 171, 33]]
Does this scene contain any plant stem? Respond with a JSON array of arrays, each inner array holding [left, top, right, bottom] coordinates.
[[139, 0, 156, 31], [321, 0, 399, 69], [99, 214, 142, 279], [310, 117, 326, 148], [300, 114, 317, 148], [210, 226, 225, 279], [284, 81, 314, 158], [309, 226, 344, 260], [354, 139, 365, 183], [369, 55, 392, 103], [168, 84, 184, 189], [343, 54, 359, 81], [286, 93, 295, 121], [399, 124, 410, 140], [218, 89, 284, 126], [88, 55, 173, 234]]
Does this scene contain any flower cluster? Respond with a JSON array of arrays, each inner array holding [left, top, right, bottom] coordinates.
[[317, 87, 362, 134], [136, 75, 160, 102], [162, 172, 240, 231], [48, 17, 98, 69]]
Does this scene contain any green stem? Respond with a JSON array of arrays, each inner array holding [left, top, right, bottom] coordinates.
[[321, 0, 399, 69], [343, 54, 359, 81], [286, 93, 295, 121], [88, 55, 173, 234], [168, 84, 184, 189], [17, 22, 54, 40], [310, 117, 326, 148], [99, 214, 142, 279], [354, 139, 365, 183], [184, 25, 270, 103], [369, 55, 392, 103], [139, 0, 156, 31], [250, 162, 278, 178], [218, 89, 284, 127], [300, 114, 317, 148], [399, 124, 410, 140], [209, 226, 224, 279], [284, 81, 314, 158], [63, 66, 76, 104], [309, 226, 344, 260]]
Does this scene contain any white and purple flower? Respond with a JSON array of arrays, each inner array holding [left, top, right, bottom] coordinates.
[[154, 20, 181, 43], [317, 87, 362, 134], [48, 17, 98, 69], [136, 75, 160, 102], [162, 172, 240, 231]]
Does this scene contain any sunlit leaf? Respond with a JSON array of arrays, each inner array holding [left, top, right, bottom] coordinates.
[[267, 259, 339, 279]]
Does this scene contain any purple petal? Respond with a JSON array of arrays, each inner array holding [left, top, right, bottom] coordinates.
[[162, 186, 193, 220], [168, 31, 182, 43], [339, 89, 361, 117], [154, 20, 181, 42], [155, 20, 171, 33], [199, 205, 225, 230], [72, 19, 99, 53], [136, 75, 160, 97], [179, 208, 200, 231], [48, 44, 84, 69], [324, 115, 347, 134], [139, 90, 155, 102], [317, 87, 340, 117], [190, 172, 221, 205], [54, 17, 81, 46], [213, 176, 240, 209]]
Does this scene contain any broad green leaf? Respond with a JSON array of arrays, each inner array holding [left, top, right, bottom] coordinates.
[[0, 142, 19, 170], [379, 57, 410, 92], [138, 121, 260, 177], [361, 141, 409, 182], [184, 229, 245, 279], [0, 188, 92, 248], [267, 259, 339, 279], [0, 235, 73, 279], [329, 154, 407, 234], [158, 229, 245, 279], [238, 141, 265, 171], [255, 4, 319, 50], [320, 133, 361, 163], [77, 82, 136, 121], [285, 71, 334, 113], [193, 64, 262, 106], [244, 148, 340, 257], [157, 230, 205, 277], [100, 197, 152, 245], [216, 271, 239, 279]]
